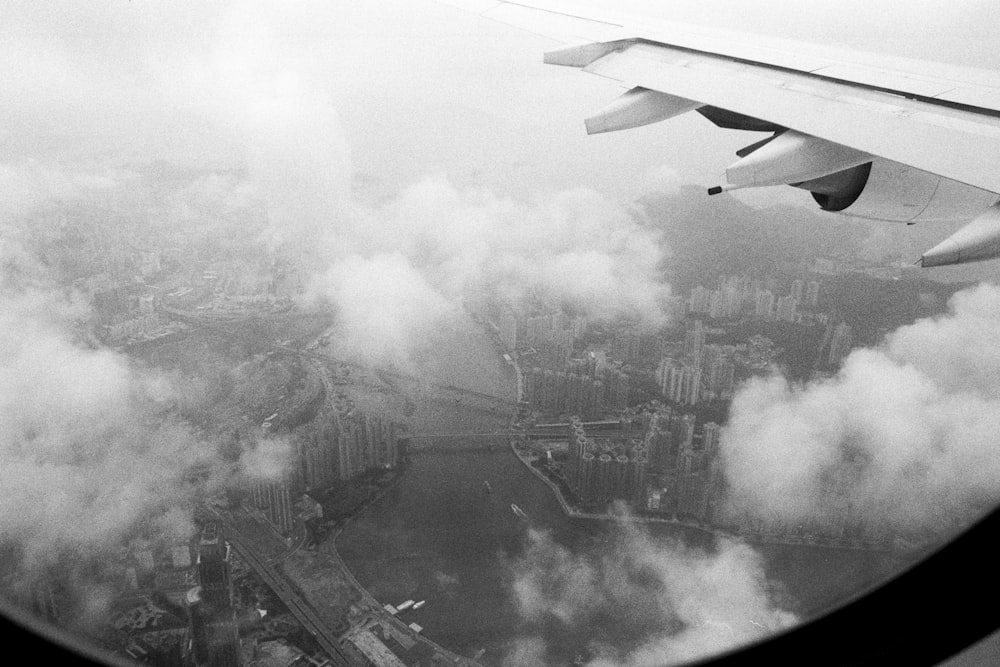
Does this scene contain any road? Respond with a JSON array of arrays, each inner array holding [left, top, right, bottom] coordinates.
[[217, 515, 362, 666]]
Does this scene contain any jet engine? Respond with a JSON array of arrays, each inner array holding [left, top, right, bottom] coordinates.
[[706, 129, 1000, 266], [793, 158, 998, 224], [580, 89, 1000, 266]]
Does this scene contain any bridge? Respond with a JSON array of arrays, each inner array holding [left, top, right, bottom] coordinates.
[[401, 425, 624, 454], [402, 432, 509, 454]]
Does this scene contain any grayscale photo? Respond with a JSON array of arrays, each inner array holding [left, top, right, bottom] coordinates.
[[2, 1, 1000, 666]]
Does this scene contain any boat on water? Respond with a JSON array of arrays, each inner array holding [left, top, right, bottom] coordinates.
[[510, 503, 528, 519], [413, 600, 426, 610], [396, 599, 415, 611], [483, 481, 493, 493]]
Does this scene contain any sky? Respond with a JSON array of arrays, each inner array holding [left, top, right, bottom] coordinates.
[[3, 0, 1000, 663]]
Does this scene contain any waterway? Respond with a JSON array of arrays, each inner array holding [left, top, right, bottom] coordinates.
[[338, 446, 909, 665], [336, 317, 911, 665]]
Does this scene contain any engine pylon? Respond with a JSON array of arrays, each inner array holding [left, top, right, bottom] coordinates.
[[585, 87, 700, 135], [920, 203, 1000, 267]]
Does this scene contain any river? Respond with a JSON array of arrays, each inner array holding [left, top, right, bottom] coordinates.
[[336, 316, 909, 665]]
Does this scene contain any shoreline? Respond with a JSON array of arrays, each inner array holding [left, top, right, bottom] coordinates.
[[505, 345, 894, 554], [316, 319, 523, 667], [507, 441, 896, 555], [323, 470, 482, 666]]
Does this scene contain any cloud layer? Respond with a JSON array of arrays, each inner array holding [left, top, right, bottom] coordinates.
[[0, 193, 291, 582], [721, 283, 1000, 538], [299, 176, 673, 365], [506, 522, 796, 666]]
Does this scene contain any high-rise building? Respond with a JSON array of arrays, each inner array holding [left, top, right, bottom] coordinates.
[[805, 281, 821, 308], [567, 417, 588, 490], [678, 470, 705, 517], [498, 310, 518, 351], [790, 279, 805, 302], [684, 320, 706, 365], [828, 322, 853, 365], [702, 422, 721, 459], [189, 523, 240, 667], [612, 327, 641, 361], [569, 419, 650, 508], [248, 478, 295, 534], [626, 456, 648, 505], [701, 456, 724, 524], [664, 363, 701, 406], [703, 353, 736, 401], [644, 408, 673, 473], [670, 413, 696, 456], [663, 295, 687, 323], [595, 454, 615, 504], [601, 367, 629, 411], [688, 285, 711, 314], [776, 295, 797, 323], [578, 452, 596, 503], [755, 289, 775, 320]]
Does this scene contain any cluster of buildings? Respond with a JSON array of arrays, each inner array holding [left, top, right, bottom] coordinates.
[[564, 417, 648, 507], [109, 524, 240, 666], [554, 408, 723, 524], [687, 275, 826, 325], [724, 498, 897, 547], [76, 275, 168, 345], [245, 409, 401, 534], [195, 257, 301, 308], [496, 309, 582, 368], [655, 320, 739, 405], [630, 407, 724, 522], [72, 238, 299, 345], [522, 360, 630, 419], [654, 322, 782, 407], [186, 524, 241, 666], [492, 305, 635, 418], [553, 408, 896, 547]]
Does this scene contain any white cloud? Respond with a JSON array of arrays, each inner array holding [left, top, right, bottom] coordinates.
[[505, 519, 796, 666], [721, 283, 1000, 537], [303, 252, 456, 368]]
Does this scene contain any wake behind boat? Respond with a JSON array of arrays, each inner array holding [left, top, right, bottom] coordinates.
[[510, 503, 528, 519]]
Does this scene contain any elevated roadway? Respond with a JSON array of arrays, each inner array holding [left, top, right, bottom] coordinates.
[[212, 513, 360, 666]]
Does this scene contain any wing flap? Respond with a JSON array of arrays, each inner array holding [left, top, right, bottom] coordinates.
[[808, 64, 957, 98]]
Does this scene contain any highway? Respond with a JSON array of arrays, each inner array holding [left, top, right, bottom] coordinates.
[[216, 517, 361, 666]]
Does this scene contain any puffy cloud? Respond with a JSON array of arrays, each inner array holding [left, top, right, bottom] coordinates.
[[294, 174, 672, 365], [0, 0, 678, 371], [303, 252, 456, 368], [0, 271, 299, 586], [0, 290, 207, 569], [505, 520, 796, 666], [239, 435, 295, 483], [0, 205, 290, 580], [721, 283, 1000, 537]]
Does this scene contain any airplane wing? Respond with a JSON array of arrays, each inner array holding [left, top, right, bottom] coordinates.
[[437, 0, 1000, 267]]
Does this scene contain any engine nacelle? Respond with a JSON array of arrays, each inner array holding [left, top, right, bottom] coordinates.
[[795, 158, 999, 223]]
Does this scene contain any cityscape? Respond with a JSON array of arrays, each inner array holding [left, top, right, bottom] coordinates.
[[4, 3, 1000, 667], [1, 182, 959, 665]]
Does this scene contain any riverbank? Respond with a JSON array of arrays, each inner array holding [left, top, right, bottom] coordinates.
[[508, 440, 897, 554], [508, 440, 732, 535]]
